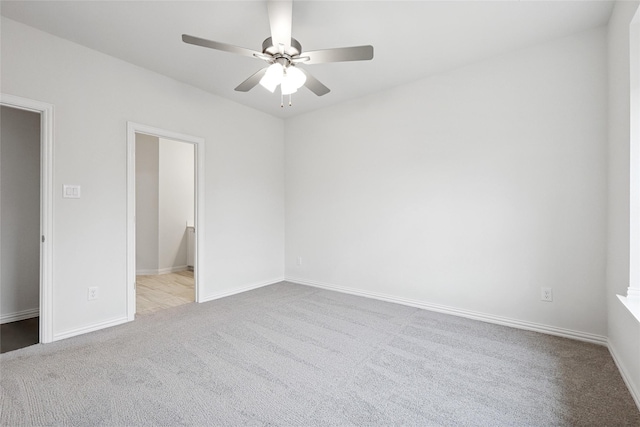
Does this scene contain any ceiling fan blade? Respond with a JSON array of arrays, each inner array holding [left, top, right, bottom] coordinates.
[[267, 0, 293, 52], [290, 56, 310, 64], [300, 69, 330, 96], [234, 68, 269, 92], [304, 45, 374, 65], [253, 52, 275, 63], [182, 34, 261, 59]]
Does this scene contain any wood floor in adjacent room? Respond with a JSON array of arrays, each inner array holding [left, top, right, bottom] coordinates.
[[136, 270, 194, 315], [0, 317, 39, 354]]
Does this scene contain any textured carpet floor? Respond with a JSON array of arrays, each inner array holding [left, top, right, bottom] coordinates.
[[1, 282, 638, 426]]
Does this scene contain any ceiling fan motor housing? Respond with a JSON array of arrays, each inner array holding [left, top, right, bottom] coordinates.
[[262, 37, 302, 59]]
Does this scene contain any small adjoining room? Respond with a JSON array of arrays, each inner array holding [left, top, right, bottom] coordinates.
[[134, 133, 196, 316], [1, 0, 639, 425]]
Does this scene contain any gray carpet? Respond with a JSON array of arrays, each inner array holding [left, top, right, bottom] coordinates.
[[1, 282, 638, 426]]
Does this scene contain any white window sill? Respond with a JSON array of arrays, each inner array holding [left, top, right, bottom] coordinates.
[[618, 294, 640, 323]]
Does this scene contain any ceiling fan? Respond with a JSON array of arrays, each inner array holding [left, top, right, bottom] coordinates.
[[182, 0, 374, 107]]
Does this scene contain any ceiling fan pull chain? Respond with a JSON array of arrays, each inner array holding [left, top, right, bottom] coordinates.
[[289, 94, 292, 107], [280, 91, 284, 108]]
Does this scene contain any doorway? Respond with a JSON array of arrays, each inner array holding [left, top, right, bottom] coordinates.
[[135, 134, 195, 315], [126, 122, 205, 321], [0, 94, 54, 347]]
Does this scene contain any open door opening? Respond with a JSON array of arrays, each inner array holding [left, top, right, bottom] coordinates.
[[0, 94, 54, 347], [126, 122, 205, 321], [134, 134, 195, 315], [0, 106, 41, 352]]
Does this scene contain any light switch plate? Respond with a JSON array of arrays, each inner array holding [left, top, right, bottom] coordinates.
[[63, 184, 81, 199]]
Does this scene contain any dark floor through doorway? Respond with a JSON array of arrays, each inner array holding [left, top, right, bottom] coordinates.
[[1, 317, 39, 353]]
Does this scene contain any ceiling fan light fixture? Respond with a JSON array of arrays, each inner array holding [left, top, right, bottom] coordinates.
[[280, 65, 306, 95], [286, 66, 306, 89], [259, 62, 284, 92], [280, 77, 298, 95]]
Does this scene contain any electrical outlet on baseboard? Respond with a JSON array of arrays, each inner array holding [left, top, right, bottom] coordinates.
[[296, 256, 303, 266], [88, 287, 98, 301], [541, 287, 553, 302]]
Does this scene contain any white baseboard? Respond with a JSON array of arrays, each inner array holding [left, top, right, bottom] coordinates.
[[53, 316, 129, 342], [199, 277, 285, 303], [136, 265, 188, 276], [1, 308, 39, 324], [608, 339, 640, 411], [285, 277, 608, 346]]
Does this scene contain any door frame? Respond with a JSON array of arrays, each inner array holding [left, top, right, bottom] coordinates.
[[126, 122, 205, 320], [0, 94, 54, 343]]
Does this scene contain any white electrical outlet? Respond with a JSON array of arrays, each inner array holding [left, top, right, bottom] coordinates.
[[88, 287, 98, 300], [541, 287, 553, 302], [297, 256, 302, 266], [63, 184, 81, 199]]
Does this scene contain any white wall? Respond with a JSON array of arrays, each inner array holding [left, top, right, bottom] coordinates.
[[135, 133, 159, 273], [607, 0, 640, 406], [0, 106, 40, 322], [1, 17, 285, 338], [285, 27, 608, 338], [158, 138, 194, 271]]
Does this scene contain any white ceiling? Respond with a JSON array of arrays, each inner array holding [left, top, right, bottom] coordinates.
[[1, 1, 614, 119]]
